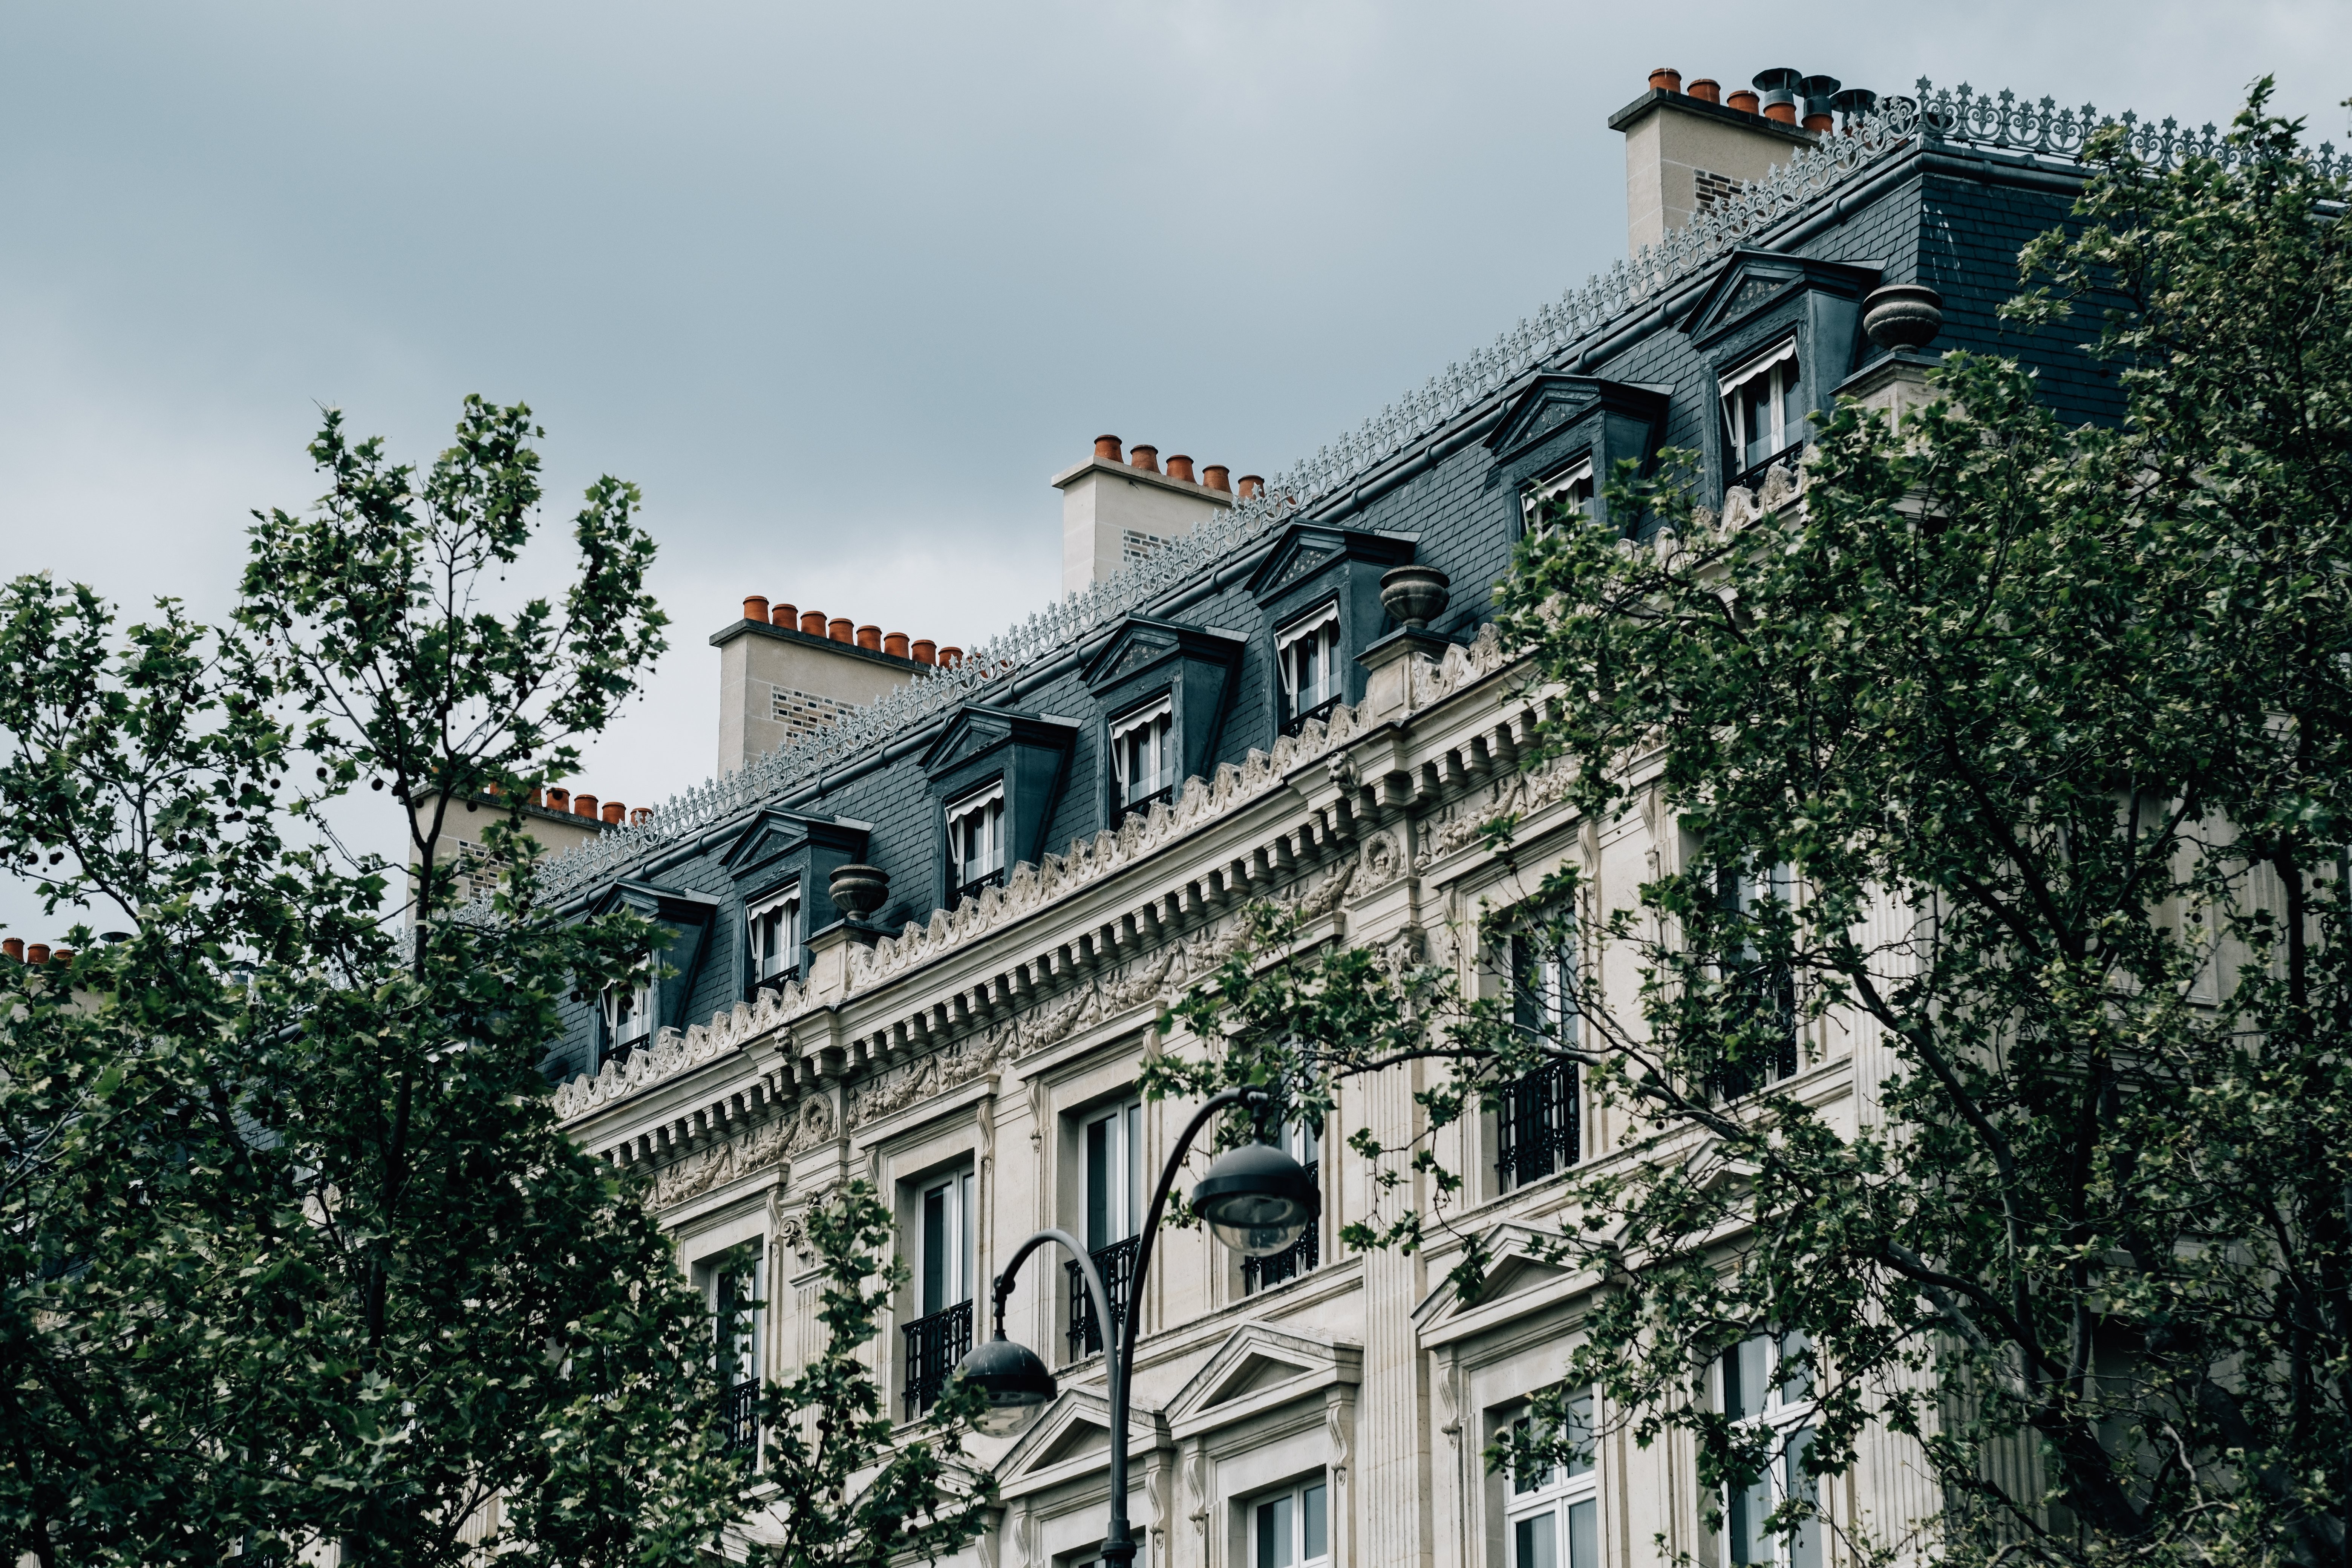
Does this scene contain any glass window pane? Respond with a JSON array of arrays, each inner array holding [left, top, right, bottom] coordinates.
[[1258, 1496, 1293, 1568], [1302, 1484, 1326, 1562], [1778, 1332, 1814, 1404], [1514, 1513, 1557, 1568], [1566, 1501, 1597, 1568], [1735, 1334, 1773, 1420], [922, 1186, 947, 1316], [1786, 1427, 1819, 1568], [1086, 1118, 1109, 1252], [1564, 1390, 1595, 1477], [1729, 1474, 1771, 1566]]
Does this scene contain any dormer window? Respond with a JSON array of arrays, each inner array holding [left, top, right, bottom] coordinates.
[[1276, 604, 1343, 735], [1523, 461, 1596, 535], [947, 781, 1006, 905], [1721, 340, 1805, 490], [748, 886, 801, 994], [1109, 697, 1174, 816], [602, 969, 652, 1064]]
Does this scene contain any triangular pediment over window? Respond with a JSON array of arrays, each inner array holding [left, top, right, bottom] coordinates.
[[993, 1388, 1171, 1502], [1243, 523, 1416, 603], [1409, 1222, 1594, 1349], [582, 879, 720, 1032], [919, 704, 1078, 779], [1164, 1323, 1362, 1441], [1677, 249, 1880, 350], [1485, 375, 1672, 467]]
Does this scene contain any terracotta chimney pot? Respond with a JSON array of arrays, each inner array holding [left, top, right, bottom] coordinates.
[[1689, 77, 1721, 104], [26, 945, 49, 965], [630, 807, 652, 826], [939, 645, 963, 668], [801, 610, 827, 636], [572, 793, 599, 819], [1802, 110, 1833, 132], [527, 787, 545, 807], [743, 594, 769, 624], [49, 948, 70, 966], [1728, 88, 1759, 114], [545, 787, 570, 811], [883, 631, 910, 658], [856, 624, 881, 651], [1094, 434, 1124, 464], [1762, 98, 1797, 124], [1237, 474, 1265, 499], [1202, 464, 1231, 493], [911, 639, 937, 666], [2, 939, 21, 962], [772, 601, 797, 626], [1649, 67, 1682, 93], [1128, 444, 1159, 474], [602, 801, 626, 824], [828, 617, 854, 645], [1165, 454, 1196, 483]]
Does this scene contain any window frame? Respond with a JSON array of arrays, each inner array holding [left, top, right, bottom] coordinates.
[[1275, 602, 1344, 733], [1716, 1331, 1821, 1568], [1503, 1389, 1599, 1568], [1108, 695, 1176, 812], [1494, 907, 1582, 1194], [699, 1242, 764, 1457], [1718, 338, 1805, 488], [747, 883, 803, 993], [1521, 459, 1597, 536], [601, 966, 654, 1062], [945, 779, 1007, 902], [1250, 1475, 1331, 1568], [918, 1166, 977, 1318], [1710, 862, 1802, 1097]]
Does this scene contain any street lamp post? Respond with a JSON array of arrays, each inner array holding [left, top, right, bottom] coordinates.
[[954, 1087, 1318, 1568]]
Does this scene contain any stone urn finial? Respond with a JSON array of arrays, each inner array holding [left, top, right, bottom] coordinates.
[[1380, 564, 1452, 631], [829, 863, 890, 921], [1863, 283, 1943, 350]]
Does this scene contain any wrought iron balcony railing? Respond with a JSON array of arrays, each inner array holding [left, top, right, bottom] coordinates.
[[1497, 1060, 1580, 1191], [720, 1377, 760, 1455], [1280, 694, 1341, 739], [1730, 441, 1808, 497], [1118, 782, 1175, 824], [1241, 1161, 1321, 1295], [900, 1298, 974, 1421], [1066, 1235, 1140, 1360], [956, 867, 1007, 908]]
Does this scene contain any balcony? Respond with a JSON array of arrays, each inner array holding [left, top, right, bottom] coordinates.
[[1496, 1061, 1579, 1191], [900, 1298, 974, 1421], [955, 867, 1007, 908], [1280, 694, 1341, 739], [1730, 440, 1807, 497], [1065, 1235, 1139, 1359], [1241, 1161, 1321, 1295], [720, 1377, 759, 1455]]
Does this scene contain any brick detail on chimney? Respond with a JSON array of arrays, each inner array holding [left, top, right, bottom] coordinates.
[[770, 684, 860, 741], [1694, 168, 1742, 210], [1122, 529, 1173, 568]]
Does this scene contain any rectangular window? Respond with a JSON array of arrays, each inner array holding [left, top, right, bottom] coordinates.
[[1254, 1479, 1329, 1568], [1068, 1099, 1144, 1357], [1276, 605, 1344, 735], [1110, 697, 1175, 812], [1719, 1332, 1818, 1568], [603, 968, 653, 1063], [1711, 863, 1800, 1098], [903, 1168, 977, 1420], [749, 887, 801, 992], [1523, 461, 1596, 534], [1498, 917, 1580, 1191], [1719, 342, 1804, 486], [706, 1246, 762, 1455], [1506, 1392, 1597, 1568], [947, 781, 1006, 903], [1243, 1119, 1322, 1294]]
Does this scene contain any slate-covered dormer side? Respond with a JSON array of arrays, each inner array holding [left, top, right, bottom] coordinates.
[[534, 83, 2126, 1089]]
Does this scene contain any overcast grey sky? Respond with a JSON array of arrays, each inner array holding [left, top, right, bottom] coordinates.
[[4, 1, 2347, 941]]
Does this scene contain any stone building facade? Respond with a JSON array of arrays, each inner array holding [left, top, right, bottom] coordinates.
[[522, 70, 2207, 1568]]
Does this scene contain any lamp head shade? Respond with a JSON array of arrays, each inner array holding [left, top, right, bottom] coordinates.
[[1190, 1141, 1321, 1258], [954, 1333, 1058, 1435]]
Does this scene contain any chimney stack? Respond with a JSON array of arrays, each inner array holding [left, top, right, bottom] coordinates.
[[1608, 64, 1820, 253], [1053, 434, 1238, 595], [713, 593, 933, 773]]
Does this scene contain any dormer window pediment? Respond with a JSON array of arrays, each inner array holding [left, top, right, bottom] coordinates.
[[921, 704, 1077, 910], [582, 879, 720, 1062], [1246, 523, 1418, 727], [1486, 375, 1670, 539], [717, 807, 871, 987], [1081, 617, 1245, 826], [1679, 250, 1882, 496]]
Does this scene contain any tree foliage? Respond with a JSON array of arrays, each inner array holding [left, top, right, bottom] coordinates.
[[1156, 88, 2352, 1568], [0, 400, 979, 1566]]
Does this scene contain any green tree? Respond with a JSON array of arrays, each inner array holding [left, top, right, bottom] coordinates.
[[0, 400, 985, 1566], [1155, 88, 2352, 1568]]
